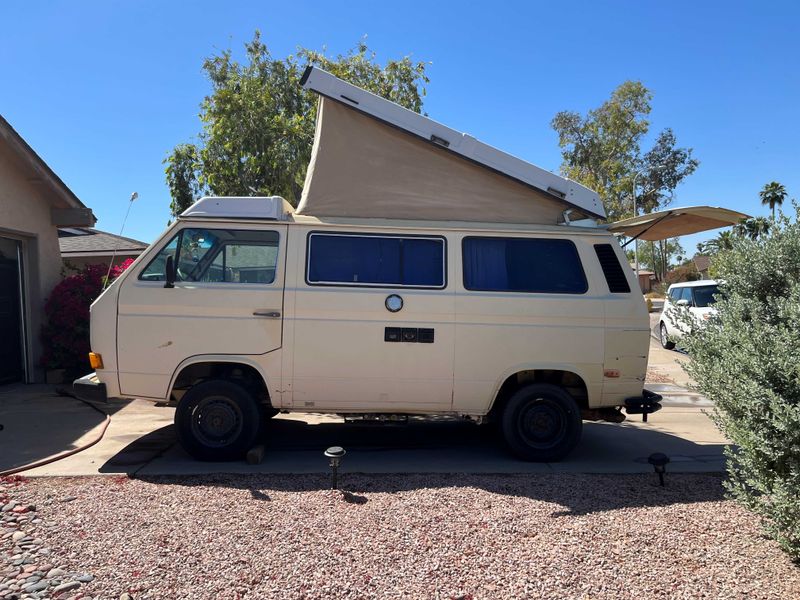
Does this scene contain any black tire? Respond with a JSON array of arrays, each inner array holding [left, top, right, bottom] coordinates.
[[175, 379, 261, 461], [262, 406, 280, 420], [500, 383, 582, 462], [659, 322, 676, 350]]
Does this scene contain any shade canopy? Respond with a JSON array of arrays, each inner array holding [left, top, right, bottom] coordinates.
[[607, 206, 751, 241]]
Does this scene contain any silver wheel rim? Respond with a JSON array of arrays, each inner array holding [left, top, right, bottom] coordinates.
[[190, 395, 244, 448]]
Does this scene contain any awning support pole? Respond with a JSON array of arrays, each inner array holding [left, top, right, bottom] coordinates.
[[620, 213, 675, 248]]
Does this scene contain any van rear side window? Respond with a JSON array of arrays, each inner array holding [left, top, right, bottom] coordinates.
[[306, 233, 446, 288], [594, 244, 631, 293], [462, 237, 587, 294]]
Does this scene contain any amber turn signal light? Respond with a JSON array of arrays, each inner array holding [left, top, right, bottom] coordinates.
[[89, 352, 104, 370]]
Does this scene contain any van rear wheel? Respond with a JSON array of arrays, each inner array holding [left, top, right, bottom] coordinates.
[[175, 380, 261, 461], [500, 384, 582, 462]]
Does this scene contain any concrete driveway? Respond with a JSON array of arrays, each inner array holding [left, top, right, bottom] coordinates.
[[16, 401, 723, 477], [3, 317, 721, 477], [0, 313, 725, 476]]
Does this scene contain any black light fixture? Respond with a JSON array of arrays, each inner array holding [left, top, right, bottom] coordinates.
[[324, 446, 346, 490], [648, 452, 670, 486]]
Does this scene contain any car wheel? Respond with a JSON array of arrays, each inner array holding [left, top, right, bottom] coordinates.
[[660, 322, 675, 350], [175, 379, 261, 461], [500, 383, 582, 462]]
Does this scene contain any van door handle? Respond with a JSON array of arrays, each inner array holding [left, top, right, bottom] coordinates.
[[253, 309, 281, 318]]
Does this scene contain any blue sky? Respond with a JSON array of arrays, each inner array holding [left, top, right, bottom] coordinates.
[[2, 1, 798, 254]]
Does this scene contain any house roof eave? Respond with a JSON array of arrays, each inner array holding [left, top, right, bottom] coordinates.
[[0, 114, 97, 223]]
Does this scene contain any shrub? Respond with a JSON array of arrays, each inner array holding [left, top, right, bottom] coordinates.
[[683, 208, 800, 561], [664, 264, 701, 285], [40, 259, 133, 376]]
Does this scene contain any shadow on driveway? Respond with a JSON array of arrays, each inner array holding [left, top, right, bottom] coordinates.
[[99, 414, 727, 481], [0, 384, 134, 473]]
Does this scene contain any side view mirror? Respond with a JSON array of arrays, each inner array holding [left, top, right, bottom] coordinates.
[[676, 299, 689, 307], [164, 255, 175, 289]]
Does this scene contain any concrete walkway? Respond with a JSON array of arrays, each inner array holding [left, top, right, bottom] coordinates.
[[0, 384, 107, 473]]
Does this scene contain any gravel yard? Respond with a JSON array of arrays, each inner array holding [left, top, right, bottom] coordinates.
[[2, 473, 799, 599]]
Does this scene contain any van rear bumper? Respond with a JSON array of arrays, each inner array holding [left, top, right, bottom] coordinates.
[[73, 372, 108, 403], [624, 389, 663, 422]]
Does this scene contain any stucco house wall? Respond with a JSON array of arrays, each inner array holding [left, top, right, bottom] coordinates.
[[0, 115, 95, 382]]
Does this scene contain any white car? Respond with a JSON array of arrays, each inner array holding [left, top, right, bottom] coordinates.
[[659, 280, 720, 349]]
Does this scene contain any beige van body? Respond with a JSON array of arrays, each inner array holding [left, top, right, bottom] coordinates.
[[80, 205, 653, 461]]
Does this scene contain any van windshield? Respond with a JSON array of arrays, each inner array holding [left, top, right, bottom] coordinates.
[[692, 285, 720, 308]]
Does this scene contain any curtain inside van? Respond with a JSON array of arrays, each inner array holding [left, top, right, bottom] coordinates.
[[296, 98, 579, 224]]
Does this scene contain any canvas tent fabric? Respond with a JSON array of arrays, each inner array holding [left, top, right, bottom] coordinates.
[[607, 206, 750, 241], [296, 97, 584, 225]]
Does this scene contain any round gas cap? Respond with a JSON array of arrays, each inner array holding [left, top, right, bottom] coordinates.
[[385, 294, 403, 313]]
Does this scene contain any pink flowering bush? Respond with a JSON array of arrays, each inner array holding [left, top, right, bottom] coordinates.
[[40, 259, 133, 374]]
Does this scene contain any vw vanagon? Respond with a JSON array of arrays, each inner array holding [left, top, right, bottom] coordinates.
[[73, 67, 745, 461]]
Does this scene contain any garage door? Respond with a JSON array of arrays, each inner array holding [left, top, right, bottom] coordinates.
[[0, 237, 24, 384]]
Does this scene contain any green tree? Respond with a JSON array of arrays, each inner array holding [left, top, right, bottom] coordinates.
[[551, 82, 699, 221], [759, 181, 788, 219], [635, 238, 684, 281], [684, 207, 800, 561], [165, 32, 429, 218], [733, 216, 772, 240], [698, 230, 734, 255]]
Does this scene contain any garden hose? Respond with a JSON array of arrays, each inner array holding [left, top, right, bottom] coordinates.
[[0, 390, 111, 477]]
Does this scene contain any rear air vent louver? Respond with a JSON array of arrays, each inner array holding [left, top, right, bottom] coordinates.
[[594, 244, 631, 293]]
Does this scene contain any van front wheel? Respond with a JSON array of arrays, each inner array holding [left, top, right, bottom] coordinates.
[[500, 384, 582, 462], [175, 380, 261, 461]]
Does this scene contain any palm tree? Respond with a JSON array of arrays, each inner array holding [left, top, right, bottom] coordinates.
[[759, 181, 787, 219], [733, 217, 771, 240], [699, 230, 734, 255]]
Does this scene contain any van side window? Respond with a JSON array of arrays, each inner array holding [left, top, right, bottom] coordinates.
[[679, 287, 694, 305], [306, 233, 446, 288], [462, 237, 587, 294], [140, 229, 279, 284], [668, 287, 682, 301], [593, 244, 631, 293]]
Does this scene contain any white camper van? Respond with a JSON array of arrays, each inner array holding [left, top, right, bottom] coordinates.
[[74, 67, 747, 462]]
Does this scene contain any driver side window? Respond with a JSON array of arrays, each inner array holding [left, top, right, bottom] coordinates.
[[139, 228, 279, 284], [139, 229, 218, 282]]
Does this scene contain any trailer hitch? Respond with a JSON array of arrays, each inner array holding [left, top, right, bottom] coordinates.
[[624, 389, 663, 422]]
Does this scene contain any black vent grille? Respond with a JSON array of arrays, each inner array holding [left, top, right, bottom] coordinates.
[[594, 244, 631, 293]]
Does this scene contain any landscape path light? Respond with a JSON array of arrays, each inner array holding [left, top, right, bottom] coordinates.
[[648, 452, 670, 486], [324, 446, 346, 490]]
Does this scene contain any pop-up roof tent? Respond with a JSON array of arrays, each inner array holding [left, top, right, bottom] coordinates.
[[297, 66, 605, 224], [291, 67, 749, 237]]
